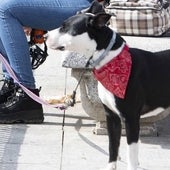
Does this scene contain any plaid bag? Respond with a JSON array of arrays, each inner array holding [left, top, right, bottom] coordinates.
[[105, 0, 170, 36]]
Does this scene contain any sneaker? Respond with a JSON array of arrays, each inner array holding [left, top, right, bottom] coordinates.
[[0, 86, 44, 123], [0, 79, 15, 104]]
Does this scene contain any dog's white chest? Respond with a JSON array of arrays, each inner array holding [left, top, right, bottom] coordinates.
[[98, 82, 120, 115]]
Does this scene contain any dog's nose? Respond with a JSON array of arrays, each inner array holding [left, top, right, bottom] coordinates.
[[43, 33, 48, 41], [45, 33, 57, 50]]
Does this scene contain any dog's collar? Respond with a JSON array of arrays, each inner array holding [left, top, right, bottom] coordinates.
[[88, 33, 116, 67]]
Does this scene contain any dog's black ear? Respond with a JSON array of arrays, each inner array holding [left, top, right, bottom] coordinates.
[[79, 0, 105, 14], [89, 13, 111, 28], [103, 0, 110, 7], [88, 0, 105, 14]]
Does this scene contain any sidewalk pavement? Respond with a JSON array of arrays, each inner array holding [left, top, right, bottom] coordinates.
[[0, 36, 170, 170]]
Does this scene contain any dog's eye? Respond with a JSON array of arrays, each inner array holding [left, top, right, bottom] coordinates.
[[59, 26, 64, 32], [60, 22, 68, 33]]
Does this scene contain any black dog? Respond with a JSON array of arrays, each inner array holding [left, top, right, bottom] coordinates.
[[46, 1, 170, 170]]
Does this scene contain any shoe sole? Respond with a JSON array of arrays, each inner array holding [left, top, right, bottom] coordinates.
[[0, 109, 44, 124]]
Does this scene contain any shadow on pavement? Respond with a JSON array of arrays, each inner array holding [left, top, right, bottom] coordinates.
[[0, 125, 27, 170]]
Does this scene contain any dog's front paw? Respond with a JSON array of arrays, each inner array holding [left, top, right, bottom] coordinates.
[[100, 162, 117, 170]]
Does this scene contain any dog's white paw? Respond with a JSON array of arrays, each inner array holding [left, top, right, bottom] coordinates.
[[100, 162, 117, 170]]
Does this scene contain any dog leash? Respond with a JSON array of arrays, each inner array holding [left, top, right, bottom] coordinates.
[[0, 53, 71, 110], [0, 31, 116, 109]]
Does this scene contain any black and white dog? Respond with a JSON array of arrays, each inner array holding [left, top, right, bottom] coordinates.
[[46, 1, 170, 170]]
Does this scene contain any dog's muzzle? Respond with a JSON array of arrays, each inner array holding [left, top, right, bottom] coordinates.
[[45, 31, 62, 50]]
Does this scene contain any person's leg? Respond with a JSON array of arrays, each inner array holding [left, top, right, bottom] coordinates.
[[0, 0, 93, 123], [0, 38, 10, 79], [0, 38, 16, 104], [0, 1, 35, 88]]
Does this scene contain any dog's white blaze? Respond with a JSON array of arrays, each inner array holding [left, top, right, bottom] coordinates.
[[127, 142, 139, 170], [98, 82, 120, 115]]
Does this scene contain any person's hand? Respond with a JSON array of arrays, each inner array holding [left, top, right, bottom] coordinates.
[[23, 27, 32, 36]]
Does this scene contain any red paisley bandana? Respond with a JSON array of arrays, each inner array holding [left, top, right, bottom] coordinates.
[[93, 45, 132, 99]]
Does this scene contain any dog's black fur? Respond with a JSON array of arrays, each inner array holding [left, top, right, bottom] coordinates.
[[47, 1, 170, 169]]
